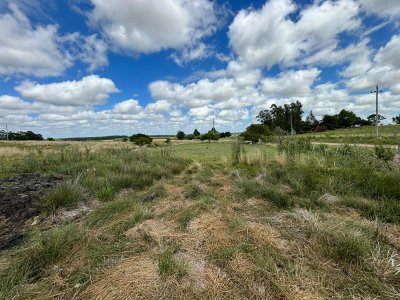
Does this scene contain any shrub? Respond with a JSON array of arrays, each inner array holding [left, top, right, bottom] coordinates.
[[130, 133, 152, 146], [241, 124, 272, 143]]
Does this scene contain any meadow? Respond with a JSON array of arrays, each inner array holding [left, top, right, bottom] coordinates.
[[299, 124, 400, 145], [0, 138, 399, 299]]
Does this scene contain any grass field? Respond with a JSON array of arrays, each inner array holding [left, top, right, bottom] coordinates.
[[299, 124, 400, 145], [0, 139, 400, 299]]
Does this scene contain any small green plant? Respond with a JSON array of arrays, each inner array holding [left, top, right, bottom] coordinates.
[[157, 240, 187, 276]]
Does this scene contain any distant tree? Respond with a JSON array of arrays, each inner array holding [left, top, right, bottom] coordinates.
[[241, 124, 272, 143], [258, 101, 303, 133], [176, 130, 185, 140], [201, 131, 220, 142], [185, 134, 195, 140], [0, 130, 44, 141], [257, 109, 273, 127], [367, 114, 385, 124], [47, 137, 55, 141], [193, 129, 200, 136], [321, 114, 339, 130], [220, 132, 232, 138], [304, 110, 319, 132], [393, 115, 400, 124], [337, 109, 358, 128], [130, 133, 152, 146]]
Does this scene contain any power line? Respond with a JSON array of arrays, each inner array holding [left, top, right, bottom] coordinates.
[[370, 85, 383, 137]]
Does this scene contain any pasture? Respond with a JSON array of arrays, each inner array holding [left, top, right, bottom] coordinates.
[[0, 139, 399, 299]]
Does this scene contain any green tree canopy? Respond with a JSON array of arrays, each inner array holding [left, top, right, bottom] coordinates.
[[130, 133, 152, 146], [176, 130, 185, 140]]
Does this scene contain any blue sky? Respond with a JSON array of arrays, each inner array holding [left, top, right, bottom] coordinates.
[[0, 0, 399, 138]]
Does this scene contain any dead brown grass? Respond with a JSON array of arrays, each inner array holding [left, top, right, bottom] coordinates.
[[80, 254, 159, 300]]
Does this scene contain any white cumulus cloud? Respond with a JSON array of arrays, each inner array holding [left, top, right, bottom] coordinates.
[[89, 0, 217, 60], [15, 75, 118, 106]]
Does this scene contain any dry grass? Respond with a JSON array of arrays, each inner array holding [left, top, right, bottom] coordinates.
[[80, 254, 159, 300]]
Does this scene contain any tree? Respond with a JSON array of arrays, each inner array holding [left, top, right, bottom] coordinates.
[[220, 132, 232, 138], [257, 109, 273, 127], [304, 111, 319, 131], [176, 130, 185, 140], [193, 129, 200, 136], [130, 133, 152, 146], [321, 114, 339, 130], [241, 124, 272, 143], [367, 114, 385, 124], [393, 115, 400, 124], [337, 109, 358, 128], [200, 131, 220, 142]]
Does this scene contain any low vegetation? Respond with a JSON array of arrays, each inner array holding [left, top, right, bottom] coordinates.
[[0, 137, 399, 299]]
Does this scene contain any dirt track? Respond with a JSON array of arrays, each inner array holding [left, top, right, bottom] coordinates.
[[0, 173, 64, 249]]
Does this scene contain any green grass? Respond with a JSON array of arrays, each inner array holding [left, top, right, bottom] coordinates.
[[299, 124, 400, 145], [0, 225, 84, 298], [40, 181, 87, 213]]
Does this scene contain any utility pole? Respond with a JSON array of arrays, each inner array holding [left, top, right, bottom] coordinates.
[[5, 124, 8, 141], [370, 85, 382, 137]]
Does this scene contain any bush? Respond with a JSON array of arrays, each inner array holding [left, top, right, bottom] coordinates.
[[130, 133, 152, 146], [241, 124, 272, 143], [200, 131, 220, 142]]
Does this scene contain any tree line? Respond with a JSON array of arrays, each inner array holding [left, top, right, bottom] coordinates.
[[0, 130, 44, 141], [257, 101, 400, 133], [176, 128, 231, 141]]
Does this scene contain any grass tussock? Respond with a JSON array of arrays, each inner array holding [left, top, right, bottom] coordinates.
[[0, 225, 84, 298], [40, 180, 87, 213]]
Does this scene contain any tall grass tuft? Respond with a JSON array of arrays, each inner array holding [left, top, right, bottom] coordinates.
[[40, 179, 86, 213], [0, 225, 84, 298]]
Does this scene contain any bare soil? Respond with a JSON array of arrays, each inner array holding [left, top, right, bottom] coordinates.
[[0, 173, 64, 249]]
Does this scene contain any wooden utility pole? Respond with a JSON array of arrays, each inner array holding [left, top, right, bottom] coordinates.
[[5, 124, 8, 140], [371, 85, 382, 137]]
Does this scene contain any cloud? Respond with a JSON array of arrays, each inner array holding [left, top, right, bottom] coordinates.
[[262, 68, 321, 97], [89, 0, 217, 58], [345, 35, 400, 91], [0, 3, 110, 77], [0, 4, 71, 77], [228, 0, 361, 68], [111, 99, 142, 114], [357, 0, 400, 19], [146, 100, 171, 113], [68, 33, 109, 72], [15, 75, 118, 106]]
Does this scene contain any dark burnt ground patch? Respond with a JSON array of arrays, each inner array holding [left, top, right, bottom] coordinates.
[[0, 173, 64, 249]]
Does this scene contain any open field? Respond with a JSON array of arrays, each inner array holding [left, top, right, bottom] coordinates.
[[299, 125, 400, 145], [0, 139, 400, 299]]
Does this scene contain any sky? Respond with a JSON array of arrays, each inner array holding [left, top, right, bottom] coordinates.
[[0, 0, 400, 138]]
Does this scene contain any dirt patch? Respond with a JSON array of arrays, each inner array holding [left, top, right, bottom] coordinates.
[[0, 173, 64, 249]]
